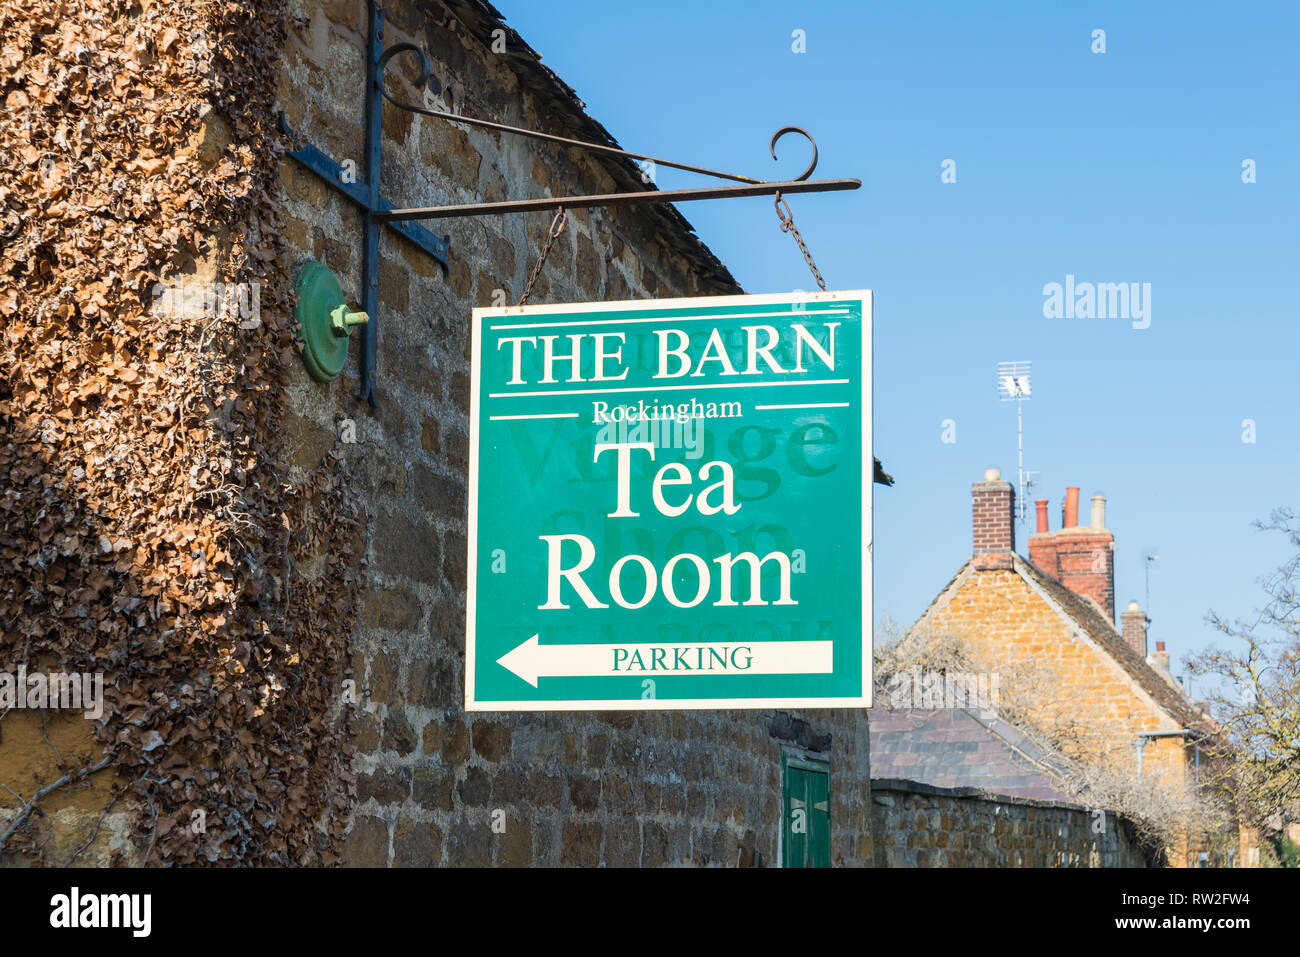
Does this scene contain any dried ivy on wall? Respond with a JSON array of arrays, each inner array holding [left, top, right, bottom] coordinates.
[[0, 0, 360, 865]]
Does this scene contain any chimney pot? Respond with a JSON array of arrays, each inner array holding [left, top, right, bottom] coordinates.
[[985, 468, 1001, 482], [1064, 487, 1080, 529], [1090, 493, 1106, 530], [1156, 641, 1165, 651], [1034, 499, 1049, 534]]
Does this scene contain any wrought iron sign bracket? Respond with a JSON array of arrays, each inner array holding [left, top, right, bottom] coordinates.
[[280, 0, 861, 405]]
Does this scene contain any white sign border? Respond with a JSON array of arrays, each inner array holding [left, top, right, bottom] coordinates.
[[465, 289, 872, 711]]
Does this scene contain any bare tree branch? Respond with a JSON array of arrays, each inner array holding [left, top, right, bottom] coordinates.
[[1190, 509, 1300, 830], [0, 755, 113, 851]]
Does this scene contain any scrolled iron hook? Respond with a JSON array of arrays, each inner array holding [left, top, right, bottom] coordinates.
[[769, 126, 818, 182], [377, 42, 442, 97], [371, 51, 828, 189]]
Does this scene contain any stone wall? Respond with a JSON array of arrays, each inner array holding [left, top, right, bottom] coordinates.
[[870, 779, 1152, 868], [277, 0, 872, 866]]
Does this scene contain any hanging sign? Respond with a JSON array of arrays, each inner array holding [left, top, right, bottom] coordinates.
[[466, 290, 871, 710]]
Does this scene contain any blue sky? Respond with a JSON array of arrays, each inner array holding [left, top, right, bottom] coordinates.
[[495, 1, 1299, 693]]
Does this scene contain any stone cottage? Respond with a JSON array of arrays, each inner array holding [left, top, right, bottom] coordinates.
[[901, 469, 1217, 865]]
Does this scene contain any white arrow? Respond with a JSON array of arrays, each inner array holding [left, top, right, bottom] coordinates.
[[496, 634, 834, 687]]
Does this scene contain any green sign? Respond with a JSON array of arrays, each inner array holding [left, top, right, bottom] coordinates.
[[466, 291, 871, 711]]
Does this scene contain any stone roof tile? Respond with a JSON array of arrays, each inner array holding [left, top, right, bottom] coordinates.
[[868, 707, 1077, 803]]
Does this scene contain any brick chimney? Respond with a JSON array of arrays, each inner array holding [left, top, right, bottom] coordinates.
[[1121, 600, 1148, 657], [1151, 641, 1170, 673], [972, 468, 1015, 570], [1028, 487, 1116, 623]]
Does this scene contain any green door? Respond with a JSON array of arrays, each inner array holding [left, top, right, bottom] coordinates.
[[782, 755, 830, 868]]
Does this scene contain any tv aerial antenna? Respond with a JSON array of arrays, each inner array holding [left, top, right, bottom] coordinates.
[[997, 360, 1034, 525], [1144, 551, 1159, 613]]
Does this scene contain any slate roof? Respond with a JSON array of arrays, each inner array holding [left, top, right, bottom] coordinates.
[[869, 706, 1078, 803]]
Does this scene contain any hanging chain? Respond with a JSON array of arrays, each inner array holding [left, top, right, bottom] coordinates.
[[773, 191, 826, 292], [518, 207, 568, 306], [517, 197, 823, 304]]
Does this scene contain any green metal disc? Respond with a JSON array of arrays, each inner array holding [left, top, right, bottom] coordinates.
[[294, 261, 366, 382]]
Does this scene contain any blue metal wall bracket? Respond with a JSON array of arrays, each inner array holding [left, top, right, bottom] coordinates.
[[280, 0, 450, 406]]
